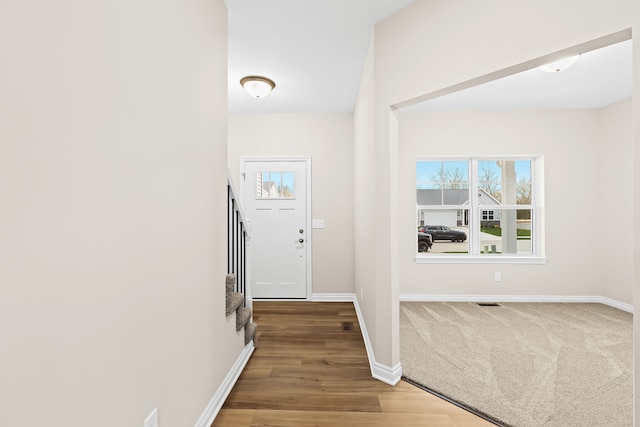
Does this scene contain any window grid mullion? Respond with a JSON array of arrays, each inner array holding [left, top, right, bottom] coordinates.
[[470, 159, 479, 255]]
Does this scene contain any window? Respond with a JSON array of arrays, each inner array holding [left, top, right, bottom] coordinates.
[[481, 211, 494, 221], [256, 171, 295, 198], [416, 157, 544, 262]]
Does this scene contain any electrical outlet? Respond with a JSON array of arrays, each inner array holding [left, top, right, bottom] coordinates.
[[494, 272, 502, 282], [144, 408, 158, 427], [360, 288, 364, 300]]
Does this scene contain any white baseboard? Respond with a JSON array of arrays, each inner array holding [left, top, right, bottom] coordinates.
[[311, 293, 357, 302], [371, 361, 402, 385], [352, 296, 402, 386], [594, 296, 634, 313], [400, 294, 634, 313], [193, 342, 255, 427]]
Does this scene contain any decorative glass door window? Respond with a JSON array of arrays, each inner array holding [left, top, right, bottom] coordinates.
[[257, 171, 296, 199]]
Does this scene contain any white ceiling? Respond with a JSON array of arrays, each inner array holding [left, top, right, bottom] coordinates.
[[226, 1, 632, 114], [408, 39, 632, 111], [226, 0, 414, 114]]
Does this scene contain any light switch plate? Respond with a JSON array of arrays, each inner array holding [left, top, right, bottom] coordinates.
[[312, 219, 325, 229]]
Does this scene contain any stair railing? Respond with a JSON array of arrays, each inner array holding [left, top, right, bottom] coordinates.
[[227, 173, 249, 304]]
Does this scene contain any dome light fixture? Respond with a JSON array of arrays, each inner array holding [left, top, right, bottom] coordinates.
[[538, 55, 580, 73], [240, 75, 276, 99]]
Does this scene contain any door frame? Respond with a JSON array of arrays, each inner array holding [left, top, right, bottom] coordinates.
[[240, 156, 312, 301]]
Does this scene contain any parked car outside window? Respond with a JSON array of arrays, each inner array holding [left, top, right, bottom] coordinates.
[[417, 232, 432, 252], [418, 225, 467, 242]]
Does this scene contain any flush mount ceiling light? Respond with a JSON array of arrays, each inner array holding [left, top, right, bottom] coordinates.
[[538, 55, 580, 73], [240, 75, 276, 99]]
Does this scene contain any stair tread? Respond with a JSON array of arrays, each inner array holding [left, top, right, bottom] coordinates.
[[225, 274, 236, 294], [226, 292, 244, 316], [236, 306, 252, 331], [245, 322, 257, 346]]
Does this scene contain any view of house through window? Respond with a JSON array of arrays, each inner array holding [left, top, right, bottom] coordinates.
[[416, 158, 538, 257], [257, 171, 295, 198]]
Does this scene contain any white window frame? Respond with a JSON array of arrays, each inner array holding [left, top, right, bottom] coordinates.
[[415, 155, 546, 264]]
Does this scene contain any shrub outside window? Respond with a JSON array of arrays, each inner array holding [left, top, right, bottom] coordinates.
[[416, 157, 544, 262]]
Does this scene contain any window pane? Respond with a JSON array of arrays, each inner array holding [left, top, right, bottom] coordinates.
[[479, 209, 532, 255], [417, 210, 469, 254], [514, 160, 532, 205], [478, 159, 532, 205], [478, 160, 503, 203], [257, 171, 295, 198], [417, 161, 469, 206]]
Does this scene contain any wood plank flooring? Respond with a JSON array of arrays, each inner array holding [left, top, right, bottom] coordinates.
[[212, 301, 494, 427]]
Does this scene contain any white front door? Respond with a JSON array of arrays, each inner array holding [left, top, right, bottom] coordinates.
[[242, 159, 310, 299]]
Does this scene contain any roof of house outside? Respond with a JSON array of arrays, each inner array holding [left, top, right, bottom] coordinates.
[[416, 188, 501, 206]]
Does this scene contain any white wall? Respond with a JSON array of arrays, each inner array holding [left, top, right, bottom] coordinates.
[[228, 113, 354, 295], [0, 1, 243, 426], [399, 105, 632, 303]]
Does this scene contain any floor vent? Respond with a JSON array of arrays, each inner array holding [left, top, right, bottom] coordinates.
[[342, 322, 353, 331], [477, 303, 501, 307]]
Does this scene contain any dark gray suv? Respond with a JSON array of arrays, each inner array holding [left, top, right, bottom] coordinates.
[[418, 225, 467, 242]]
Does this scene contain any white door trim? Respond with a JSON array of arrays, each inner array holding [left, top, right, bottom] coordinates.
[[240, 156, 312, 300]]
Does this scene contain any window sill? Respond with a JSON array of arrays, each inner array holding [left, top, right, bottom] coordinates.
[[415, 255, 548, 265]]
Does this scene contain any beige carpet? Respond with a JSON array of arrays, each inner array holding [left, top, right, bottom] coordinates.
[[400, 302, 633, 427]]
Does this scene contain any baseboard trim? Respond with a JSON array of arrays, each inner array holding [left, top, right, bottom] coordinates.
[[400, 294, 634, 313], [372, 361, 402, 386], [311, 293, 357, 302], [352, 296, 402, 386], [597, 296, 634, 313], [193, 342, 255, 427]]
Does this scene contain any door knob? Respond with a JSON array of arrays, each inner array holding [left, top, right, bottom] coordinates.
[[295, 238, 304, 243]]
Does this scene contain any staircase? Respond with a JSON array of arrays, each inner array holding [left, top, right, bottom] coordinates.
[[227, 175, 256, 346], [226, 273, 257, 346]]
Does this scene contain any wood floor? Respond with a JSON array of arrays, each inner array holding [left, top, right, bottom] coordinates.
[[212, 301, 494, 427]]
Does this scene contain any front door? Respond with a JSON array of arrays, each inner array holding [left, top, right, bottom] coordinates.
[[242, 159, 309, 299]]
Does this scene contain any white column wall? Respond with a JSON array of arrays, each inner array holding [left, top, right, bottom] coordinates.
[[353, 38, 381, 356], [597, 98, 633, 305], [632, 9, 640, 427]]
